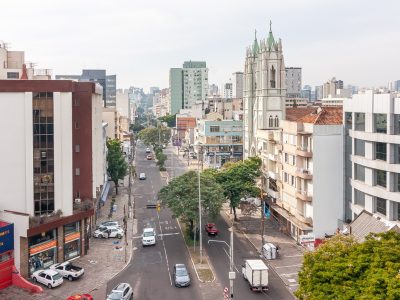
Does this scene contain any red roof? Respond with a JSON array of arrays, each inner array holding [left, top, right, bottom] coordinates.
[[286, 107, 343, 125]]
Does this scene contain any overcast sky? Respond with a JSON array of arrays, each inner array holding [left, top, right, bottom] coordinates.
[[2, 0, 399, 91]]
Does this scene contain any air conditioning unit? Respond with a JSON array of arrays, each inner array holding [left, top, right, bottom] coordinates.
[[74, 198, 81, 204]]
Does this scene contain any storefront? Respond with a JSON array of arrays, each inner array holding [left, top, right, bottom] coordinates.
[[64, 222, 81, 261], [0, 222, 14, 289], [28, 230, 57, 275]]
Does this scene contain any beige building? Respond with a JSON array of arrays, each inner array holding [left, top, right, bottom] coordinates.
[[102, 108, 129, 141], [262, 107, 344, 241]]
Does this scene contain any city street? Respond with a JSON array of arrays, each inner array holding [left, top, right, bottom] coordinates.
[[106, 141, 206, 300], [164, 145, 294, 300]]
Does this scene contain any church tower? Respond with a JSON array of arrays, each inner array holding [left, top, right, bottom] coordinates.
[[243, 22, 286, 158]]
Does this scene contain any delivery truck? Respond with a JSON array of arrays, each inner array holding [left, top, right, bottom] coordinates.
[[242, 259, 269, 291]]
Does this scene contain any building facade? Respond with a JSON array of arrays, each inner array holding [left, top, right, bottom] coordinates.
[[285, 67, 302, 98], [344, 90, 400, 224], [243, 26, 286, 159], [232, 72, 244, 99], [0, 80, 104, 278]]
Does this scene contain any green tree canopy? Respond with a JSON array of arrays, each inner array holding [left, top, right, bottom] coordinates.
[[106, 139, 129, 194], [158, 114, 176, 128], [296, 231, 400, 300], [158, 171, 225, 233], [138, 127, 171, 148], [211, 157, 261, 220], [130, 123, 145, 133]]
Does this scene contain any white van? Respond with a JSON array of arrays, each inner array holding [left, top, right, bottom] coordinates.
[[142, 228, 156, 246], [262, 243, 277, 260]]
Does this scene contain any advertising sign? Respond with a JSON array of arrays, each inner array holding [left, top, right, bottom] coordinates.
[[0, 223, 14, 253], [299, 234, 315, 245], [264, 203, 271, 219]]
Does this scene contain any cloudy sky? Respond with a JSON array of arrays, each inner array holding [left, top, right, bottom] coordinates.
[[2, 0, 399, 91]]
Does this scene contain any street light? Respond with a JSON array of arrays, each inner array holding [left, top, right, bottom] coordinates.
[[197, 149, 203, 264]]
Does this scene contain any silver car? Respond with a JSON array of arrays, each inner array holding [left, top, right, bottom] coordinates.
[[107, 283, 133, 300], [173, 264, 190, 287]]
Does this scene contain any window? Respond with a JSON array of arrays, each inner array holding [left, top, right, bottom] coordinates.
[[354, 139, 365, 156], [274, 116, 279, 127], [75, 145, 80, 152], [210, 126, 219, 132], [7, 72, 19, 79], [354, 189, 365, 207], [270, 66, 276, 88], [269, 116, 273, 127], [355, 164, 365, 181], [394, 115, 400, 135], [375, 142, 387, 161], [74, 98, 80, 106], [376, 197, 387, 215], [345, 112, 352, 129], [376, 169, 386, 188], [354, 113, 365, 131], [74, 122, 79, 129], [374, 114, 387, 133], [75, 168, 80, 176]]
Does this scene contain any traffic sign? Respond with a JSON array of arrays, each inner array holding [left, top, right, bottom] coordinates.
[[223, 295, 229, 299], [223, 287, 229, 293]]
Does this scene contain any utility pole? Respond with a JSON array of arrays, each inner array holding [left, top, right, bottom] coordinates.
[[260, 184, 265, 251], [198, 155, 203, 263], [229, 226, 235, 299]]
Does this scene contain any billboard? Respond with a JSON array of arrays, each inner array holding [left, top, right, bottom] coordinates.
[[0, 223, 14, 253]]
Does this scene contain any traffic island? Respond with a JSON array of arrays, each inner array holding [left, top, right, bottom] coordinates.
[[179, 222, 215, 283]]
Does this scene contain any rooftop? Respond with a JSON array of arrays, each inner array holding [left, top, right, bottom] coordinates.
[[286, 107, 343, 125]]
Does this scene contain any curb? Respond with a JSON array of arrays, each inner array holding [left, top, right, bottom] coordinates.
[[176, 219, 216, 284], [221, 209, 297, 298]]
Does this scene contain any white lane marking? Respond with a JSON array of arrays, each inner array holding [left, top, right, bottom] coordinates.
[[157, 209, 172, 285], [158, 232, 180, 237], [281, 272, 298, 276], [222, 248, 239, 273], [274, 264, 302, 269], [283, 254, 303, 258]]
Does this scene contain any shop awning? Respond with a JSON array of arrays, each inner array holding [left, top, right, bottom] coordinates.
[[100, 182, 111, 203], [271, 204, 313, 231]]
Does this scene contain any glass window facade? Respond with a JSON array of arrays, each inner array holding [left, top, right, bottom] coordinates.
[[376, 197, 387, 215], [375, 142, 387, 161], [376, 169, 386, 188], [355, 164, 365, 182], [32, 92, 55, 216], [374, 114, 387, 133], [355, 113, 365, 131], [354, 139, 365, 156], [354, 189, 365, 207]]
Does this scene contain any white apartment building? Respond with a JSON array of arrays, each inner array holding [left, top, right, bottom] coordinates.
[[263, 107, 344, 241], [223, 82, 233, 99], [182, 61, 208, 110], [344, 90, 400, 223]]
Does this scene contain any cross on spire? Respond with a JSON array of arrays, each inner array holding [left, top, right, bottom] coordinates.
[[254, 29, 257, 40], [269, 20, 272, 32]]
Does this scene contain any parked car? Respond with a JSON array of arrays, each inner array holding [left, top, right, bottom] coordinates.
[[146, 154, 152, 160], [142, 228, 156, 246], [31, 269, 63, 289], [100, 221, 120, 228], [106, 283, 133, 300], [93, 226, 110, 238], [173, 264, 190, 287], [107, 226, 124, 239], [67, 295, 93, 300], [145, 148, 151, 153], [139, 173, 146, 180], [205, 223, 218, 236], [50, 261, 84, 281]]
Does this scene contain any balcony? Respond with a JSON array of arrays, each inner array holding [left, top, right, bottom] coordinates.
[[296, 190, 312, 201], [296, 168, 313, 180], [268, 153, 278, 161], [295, 211, 313, 225], [267, 170, 279, 180], [268, 188, 279, 199], [296, 146, 312, 158], [276, 144, 283, 151]]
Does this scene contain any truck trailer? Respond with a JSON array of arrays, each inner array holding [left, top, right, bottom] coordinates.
[[242, 259, 269, 291]]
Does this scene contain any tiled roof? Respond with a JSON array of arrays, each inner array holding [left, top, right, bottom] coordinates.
[[286, 107, 343, 125], [349, 210, 400, 242]]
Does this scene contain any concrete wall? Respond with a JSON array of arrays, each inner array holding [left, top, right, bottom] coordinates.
[[312, 125, 344, 237]]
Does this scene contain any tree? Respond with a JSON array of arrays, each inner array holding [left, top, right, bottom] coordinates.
[[158, 114, 176, 128], [129, 123, 145, 133], [138, 127, 171, 148], [158, 171, 225, 234], [212, 157, 261, 220], [106, 139, 129, 194], [296, 231, 400, 300]]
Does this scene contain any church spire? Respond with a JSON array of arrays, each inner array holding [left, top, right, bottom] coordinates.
[[252, 29, 259, 56], [267, 20, 275, 49]]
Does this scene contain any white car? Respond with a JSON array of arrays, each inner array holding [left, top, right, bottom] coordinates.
[[139, 173, 146, 180], [142, 228, 156, 246], [93, 226, 110, 238], [100, 221, 120, 228], [107, 226, 124, 239], [50, 261, 84, 281], [31, 269, 63, 289], [145, 148, 151, 153], [107, 283, 133, 300]]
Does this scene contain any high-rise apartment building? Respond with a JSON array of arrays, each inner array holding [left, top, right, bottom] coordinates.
[[0, 80, 105, 278], [243, 26, 286, 158], [169, 61, 208, 115], [323, 77, 344, 98], [285, 67, 302, 98], [232, 72, 244, 99], [56, 70, 116, 107], [344, 90, 400, 224], [223, 82, 233, 99], [388, 80, 400, 92]]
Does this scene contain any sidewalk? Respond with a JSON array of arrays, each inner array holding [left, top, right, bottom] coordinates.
[[221, 203, 304, 295], [0, 175, 135, 300]]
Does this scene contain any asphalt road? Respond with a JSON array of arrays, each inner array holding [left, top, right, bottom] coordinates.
[[164, 145, 294, 300], [106, 141, 204, 300]]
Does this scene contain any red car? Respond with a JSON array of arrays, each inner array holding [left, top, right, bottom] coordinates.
[[146, 154, 152, 160], [205, 223, 218, 235]]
